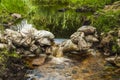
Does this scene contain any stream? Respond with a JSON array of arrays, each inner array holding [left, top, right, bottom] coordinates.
[[24, 39, 120, 80]]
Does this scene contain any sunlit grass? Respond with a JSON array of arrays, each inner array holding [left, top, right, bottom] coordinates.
[[0, 0, 35, 15]]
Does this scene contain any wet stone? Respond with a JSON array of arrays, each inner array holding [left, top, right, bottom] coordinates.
[[72, 70, 77, 74], [52, 64, 65, 69], [82, 69, 89, 73], [34, 73, 44, 78], [31, 78, 36, 80], [0, 78, 3, 80], [64, 73, 71, 77]]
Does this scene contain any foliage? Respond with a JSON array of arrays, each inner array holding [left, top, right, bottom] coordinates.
[[0, 0, 35, 16], [31, 0, 119, 37], [0, 0, 36, 30], [92, 10, 120, 34], [0, 48, 20, 74], [0, 0, 119, 37]]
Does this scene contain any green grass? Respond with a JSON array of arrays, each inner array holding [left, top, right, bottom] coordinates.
[[31, 0, 119, 37], [0, 0, 119, 38], [0, 0, 36, 29], [0, 0, 35, 15], [92, 10, 120, 34]]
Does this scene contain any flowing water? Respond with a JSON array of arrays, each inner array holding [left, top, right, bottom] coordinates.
[[24, 39, 120, 80], [54, 38, 68, 44]]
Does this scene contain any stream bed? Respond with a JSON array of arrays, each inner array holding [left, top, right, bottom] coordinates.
[[25, 53, 120, 80], [24, 39, 120, 80]]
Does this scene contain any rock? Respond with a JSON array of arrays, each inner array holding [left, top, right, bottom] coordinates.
[[20, 23, 37, 37], [60, 40, 79, 52], [99, 34, 113, 47], [85, 35, 99, 42], [77, 26, 96, 35], [11, 13, 22, 19], [51, 44, 59, 57], [70, 32, 84, 44], [103, 1, 120, 12], [87, 49, 98, 56], [37, 38, 52, 46], [34, 30, 54, 40], [45, 47, 52, 55], [35, 48, 42, 55], [118, 30, 120, 38], [55, 47, 64, 57], [0, 20, 55, 57], [31, 55, 46, 66], [4, 29, 22, 46], [20, 37, 33, 47], [30, 44, 38, 52], [0, 43, 7, 49], [72, 70, 77, 74], [16, 48, 25, 54], [0, 31, 2, 38], [78, 36, 90, 50], [4, 29, 21, 37], [105, 56, 120, 67], [11, 20, 37, 37], [117, 39, 120, 47], [24, 51, 32, 56]]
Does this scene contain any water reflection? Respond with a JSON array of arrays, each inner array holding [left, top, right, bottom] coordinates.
[[54, 38, 68, 44]]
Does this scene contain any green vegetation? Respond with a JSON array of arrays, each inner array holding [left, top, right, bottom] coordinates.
[[0, 0, 36, 30], [0, 49, 20, 76], [0, 0, 120, 53], [92, 10, 120, 33], [0, 49, 20, 64], [0, 0, 119, 37], [31, 0, 119, 37], [0, 0, 120, 79], [0, 0, 36, 16]]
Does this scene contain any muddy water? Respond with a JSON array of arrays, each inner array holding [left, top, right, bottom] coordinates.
[[24, 39, 120, 80]]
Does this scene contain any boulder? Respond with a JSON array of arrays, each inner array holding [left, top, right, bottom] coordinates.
[[51, 44, 59, 56], [70, 32, 84, 44], [34, 30, 54, 40], [4, 29, 21, 37], [70, 26, 98, 52], [77, 36, 90, 50], [99, 34, 113, 47], [37, 38, 53, 46], [31, 54, 47, 66], [11, 13, 22, 19], [0, 43, 7, 49], [55, 47, 64, 57], [77, 26, 96, 35], [30, 44, 38, 52], [0, 20, 55, 57], [60, 39, 79, 52], [85, 35, 99, 42]]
